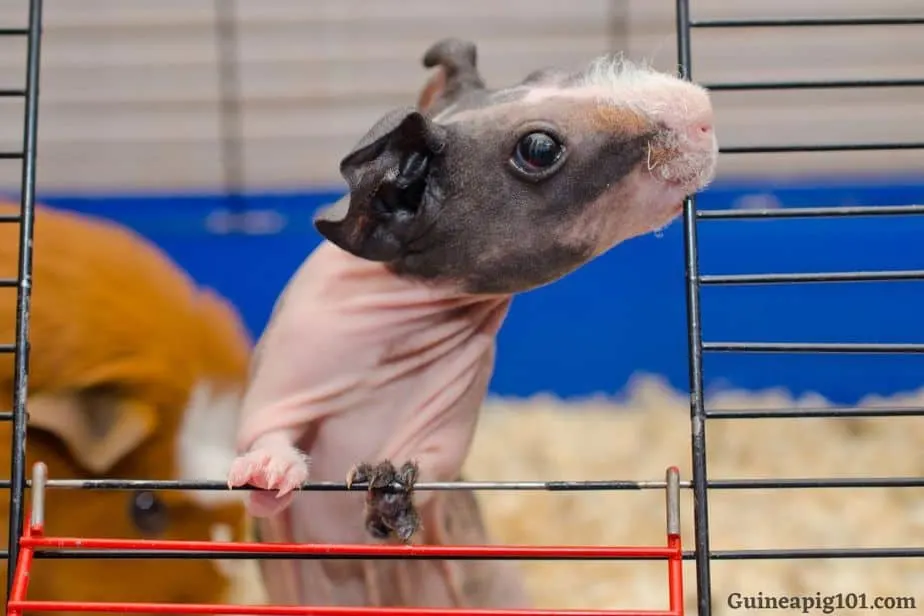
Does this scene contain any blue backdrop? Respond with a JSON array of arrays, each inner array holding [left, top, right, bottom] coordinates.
[[20, 174, 924, 406]]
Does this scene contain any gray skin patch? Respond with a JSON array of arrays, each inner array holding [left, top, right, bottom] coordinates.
[[393, 109, 653, 293], [314, 38, 661, 295]]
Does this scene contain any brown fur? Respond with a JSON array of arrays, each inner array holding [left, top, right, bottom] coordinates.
[[0, 202, 253, 615], [593, 104, 648, 133]]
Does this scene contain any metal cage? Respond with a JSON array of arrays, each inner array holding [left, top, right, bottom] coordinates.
[[3, 1, 924, 615]]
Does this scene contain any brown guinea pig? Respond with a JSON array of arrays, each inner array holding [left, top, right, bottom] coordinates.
[[0, 201, 262, 615]]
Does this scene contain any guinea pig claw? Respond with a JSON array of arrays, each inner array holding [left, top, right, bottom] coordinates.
[[345, 465, 358, 489], [226, 459, 255, 488], [354, 459, 422, 542], [346, 462, 376, 490], [275, 464, 310, 498]]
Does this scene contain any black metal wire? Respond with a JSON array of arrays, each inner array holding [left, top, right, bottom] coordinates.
[[0, 478, 689, 492], [0, 344, 17, 353], [697, 547, 924, 560], [723, 143, 924, 154], [675, 2, 714, 615], [5, 474, 923, 492], [690, 17, 924, 28], [707, 405, 924, 419], [698, 204, 924, 219], [6, 0, 43, 596], [708, 477, 924, 489], [700, 270, 924, 285], [213, 0, 247, 221], [705, 78, 924, 91], [703, 342, 924, 353], [6, 476, 923, 492]]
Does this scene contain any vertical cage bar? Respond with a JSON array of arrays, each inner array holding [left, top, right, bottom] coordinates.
[[213, 0, 246, 217], [674, 0, 712, 614], [28, 463, 46, 532], [665, 467, 684, 615], [6, 0, 43, 596], [606, 0, 630, 55]]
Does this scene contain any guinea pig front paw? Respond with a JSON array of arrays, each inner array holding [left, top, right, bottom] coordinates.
[[227, 446, 311, 517], [347, 459, 422, 543]]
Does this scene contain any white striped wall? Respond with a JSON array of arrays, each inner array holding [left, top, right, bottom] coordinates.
[[0, 0, 920, 194]]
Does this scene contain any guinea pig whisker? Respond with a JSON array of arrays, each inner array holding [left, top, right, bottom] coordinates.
[[646, 141, 659, 172]]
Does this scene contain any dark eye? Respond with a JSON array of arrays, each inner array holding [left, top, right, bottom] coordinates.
[[511, 131, 564, 175], [129, 491, 169, 536]]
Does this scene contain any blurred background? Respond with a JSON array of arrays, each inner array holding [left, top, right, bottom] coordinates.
[[0, 0, 923, 405]]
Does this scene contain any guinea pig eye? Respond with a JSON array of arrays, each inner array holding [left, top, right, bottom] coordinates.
[[510, 131, 565, 177], [129, 491, 169, 536]]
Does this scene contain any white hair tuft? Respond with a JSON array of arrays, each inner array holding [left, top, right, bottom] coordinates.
[[577, 52, 659, 91]]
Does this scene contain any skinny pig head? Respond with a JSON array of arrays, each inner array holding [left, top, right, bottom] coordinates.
[[315, 38, 719, 294]]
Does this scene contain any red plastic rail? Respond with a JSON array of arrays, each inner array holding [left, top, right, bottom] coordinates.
[[6, 520, 683, 616]]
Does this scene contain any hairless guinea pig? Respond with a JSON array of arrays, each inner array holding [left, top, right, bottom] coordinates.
[[227, 38, 718, 608]]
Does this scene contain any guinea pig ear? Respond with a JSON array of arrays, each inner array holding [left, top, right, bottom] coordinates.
[[314, 109, 447, 262], [28, 390, 158, 475], [418, 38, 485, 109]]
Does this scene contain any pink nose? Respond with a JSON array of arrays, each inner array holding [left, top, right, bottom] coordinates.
[[691, 110, 715, 139]]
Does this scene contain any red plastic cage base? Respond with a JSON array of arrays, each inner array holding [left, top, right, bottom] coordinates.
[[6, 465, 684, 616]]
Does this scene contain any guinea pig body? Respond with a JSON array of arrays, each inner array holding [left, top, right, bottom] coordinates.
[[0, 202, 257, 614], [228, 37, 719, 610], [230, 241, 528, 608]]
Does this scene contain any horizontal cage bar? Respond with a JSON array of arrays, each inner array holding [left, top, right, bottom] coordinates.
[[698, 547, 924, 560], [0, 89, 26, 97], [696, 204, 924, 219], [705, 78, 924, 91], [0, 214, 21, 223], [706, 405, 924, 418], [721, 143, 924, 154], [2, 477, 685, 492], [0, 28, 28, 36], [0, 278, 20, 287], [708, 477, 924, 489], [702, 342, 924, 353], [0, 344, 14, 353], [0, 152, 24, 160], [690, 17, 924, 28], [699, 270, 924, 285]]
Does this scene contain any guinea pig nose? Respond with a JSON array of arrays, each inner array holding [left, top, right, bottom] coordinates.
[[691, 110, 715, 138]]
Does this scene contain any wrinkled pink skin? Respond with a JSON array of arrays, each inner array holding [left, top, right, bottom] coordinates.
[[228, 242, 527, 607]]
